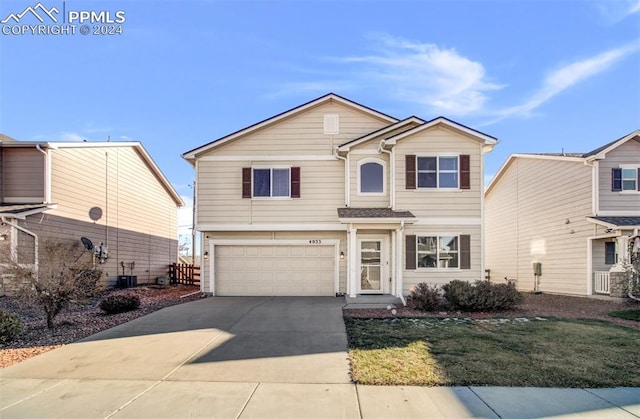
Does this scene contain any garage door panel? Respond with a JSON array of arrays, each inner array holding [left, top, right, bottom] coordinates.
[[215, 244, 335, 296]]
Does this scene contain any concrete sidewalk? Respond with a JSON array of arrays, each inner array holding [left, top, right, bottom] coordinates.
[[1, 297, 638, 418]]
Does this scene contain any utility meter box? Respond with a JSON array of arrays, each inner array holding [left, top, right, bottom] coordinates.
[[533, 262, 542, 276]]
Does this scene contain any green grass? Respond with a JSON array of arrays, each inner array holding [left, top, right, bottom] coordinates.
[[609, 309, 640, 321], [345, 317, 640, 387]]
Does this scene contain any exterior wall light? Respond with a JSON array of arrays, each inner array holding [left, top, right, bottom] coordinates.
[[340, 251, 344, 259]]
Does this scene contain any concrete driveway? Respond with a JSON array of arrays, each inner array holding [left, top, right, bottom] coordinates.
[[0, 297, 357, 418]]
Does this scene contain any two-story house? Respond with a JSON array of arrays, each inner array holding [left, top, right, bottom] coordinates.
[[0, 134, 183, 295], [183, 94, 497, 301], [485, 130, 640, 297]]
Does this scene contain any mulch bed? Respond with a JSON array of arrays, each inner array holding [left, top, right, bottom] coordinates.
[[0, 285, 203, 368], [344, 293, 640, 330]]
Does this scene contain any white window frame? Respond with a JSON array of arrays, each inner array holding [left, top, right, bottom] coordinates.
[[416, 155, 460, 190], [415, 233, 461, 270], [357, 157, 386, 196], [252, 165, 291, 199], [620, 165, 639, 193]]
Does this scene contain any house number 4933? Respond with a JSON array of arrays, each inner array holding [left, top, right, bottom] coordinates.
[[309, 239, 322, 245]]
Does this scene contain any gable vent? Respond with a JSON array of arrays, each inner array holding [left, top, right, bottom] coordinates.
[[324, 114, 339, 135]]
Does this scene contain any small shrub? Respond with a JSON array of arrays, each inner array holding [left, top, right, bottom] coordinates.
[[442, 280, 523, 312], [99, 293, 140, 314], [0, 309, 23, 344], [409, 283, 443, 311]]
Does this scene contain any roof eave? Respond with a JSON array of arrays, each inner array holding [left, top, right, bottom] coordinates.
[[338, 217, 417, 224], [385, 117, 498, 146]]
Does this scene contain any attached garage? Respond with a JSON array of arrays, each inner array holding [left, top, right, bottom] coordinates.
[[211, 240, 339, 296]]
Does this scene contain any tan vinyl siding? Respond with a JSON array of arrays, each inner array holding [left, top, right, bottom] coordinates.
[[197, 159, 344, 225], [201, 102, 390, 157], [485, 157, 594, 295], [350, 153, 390, 208], [394, 127, 483, 218], [50, 147, 178, 240], [485, 161, 518, 284], [1, 148, 45, 202], [18, 214, 177, 285], [202, 231, 347, 294], [598, 138, 640, 213], [402, 224, 482, 294]]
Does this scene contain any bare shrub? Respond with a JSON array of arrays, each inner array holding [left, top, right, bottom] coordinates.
[[11, 238, 102, 331]]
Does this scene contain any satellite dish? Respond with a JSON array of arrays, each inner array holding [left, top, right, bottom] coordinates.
[[81, 237, 94, 251]]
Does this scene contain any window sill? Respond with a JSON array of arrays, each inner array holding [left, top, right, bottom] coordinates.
[[414, 268, 462, 272], [412, 188, 463, 192], [357, 192, 387, 197], [251, 196, 293, 200]]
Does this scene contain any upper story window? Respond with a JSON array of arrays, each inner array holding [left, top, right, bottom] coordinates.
[[417, 156, 458, 189], [254, 168, 290, 197], [358, 158, 385, 195], [612, 166, 639, 193], [242, 166, 301, 199], [405, 154, 470, 190]]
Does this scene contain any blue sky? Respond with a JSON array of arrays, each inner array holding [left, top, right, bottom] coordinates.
[[1, 0, 639, 237]]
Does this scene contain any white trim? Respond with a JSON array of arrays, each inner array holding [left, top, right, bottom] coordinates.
[[182, 94, 398, 159], [346, 152, 351, 206], [338, 218, 416, 224], [593, 211, 640, 217], [348, 226, 358, 297], [197, 223, 347, 232], [479, 143, 486, 280], [587, 218, 640, 230], [413, 217, 482, 226], [209, 239, 340, 296], [357, 157, 387, 196], [585, 130, 640, 161], [0, 204, 57, 220], [385, 117, 498, 146], [592, 160, 599, 215], [196, 155, 337, 162], [2, 197, 45, 203], [337, 117, 425, 151]]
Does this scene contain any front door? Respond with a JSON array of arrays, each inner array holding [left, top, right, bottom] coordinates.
[[358, 239, 384, 293]]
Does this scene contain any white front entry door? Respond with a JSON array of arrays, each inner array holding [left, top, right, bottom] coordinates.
[[358, 238, 387, 294]]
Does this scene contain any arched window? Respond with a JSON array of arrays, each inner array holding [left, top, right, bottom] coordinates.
[[358, 158, 385, 195]]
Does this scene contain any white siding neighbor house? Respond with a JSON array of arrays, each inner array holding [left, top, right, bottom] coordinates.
[[0, 135, 183, 295], [183, 93, 497, 301], [485, 130, 640, 297]]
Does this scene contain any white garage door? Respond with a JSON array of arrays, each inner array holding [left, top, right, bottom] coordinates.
[[215, 244, 335, 296]]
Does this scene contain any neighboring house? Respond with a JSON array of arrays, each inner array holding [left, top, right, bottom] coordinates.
[[183, 93, 497, 300], [0, 134, 183, 295], [485, 130, 640, 297]]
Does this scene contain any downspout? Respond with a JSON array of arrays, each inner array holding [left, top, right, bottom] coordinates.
[[333, 147, 349, 207], [1, 216, 38, 272], [397, 220, 406, 306], [378, 140, 394, 210], [35, 144, 50, 203]]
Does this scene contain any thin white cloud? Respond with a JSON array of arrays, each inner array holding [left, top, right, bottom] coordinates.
[[59, 132, 86, 142], [596, 0, 640, 22], [340, 34, 504, 116], [482, 42, 640, 125]]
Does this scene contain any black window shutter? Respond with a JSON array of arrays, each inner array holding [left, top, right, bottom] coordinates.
[[460, 235, 471, 269], [291, 167, 301, 198], [605, 242, 616, 265], [612, 168, 622, 192], [406, 155, 416, 190], [405, 235, 416, 270], [242, 168, 252, 198], [460, 155, 470, 189]]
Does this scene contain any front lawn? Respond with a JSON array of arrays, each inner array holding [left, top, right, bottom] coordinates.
[[609, 309, 640, 321], [345, 317, 640, 387]]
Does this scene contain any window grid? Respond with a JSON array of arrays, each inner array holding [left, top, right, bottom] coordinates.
[[417, 235, 459, 269], [621, 168, 637, 191], [253, 167, 290, 198], [417, 156, 459, 189]]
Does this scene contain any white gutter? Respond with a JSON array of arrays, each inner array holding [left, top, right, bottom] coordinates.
[[35, 144, 51, 203], [333, 147, 349, 207], [1, 216, 38, 271], [378, 140, 394, 210]]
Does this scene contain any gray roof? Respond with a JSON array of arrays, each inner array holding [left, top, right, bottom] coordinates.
[[589, 216, 640, 227], [337, 207, 415, 219]]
